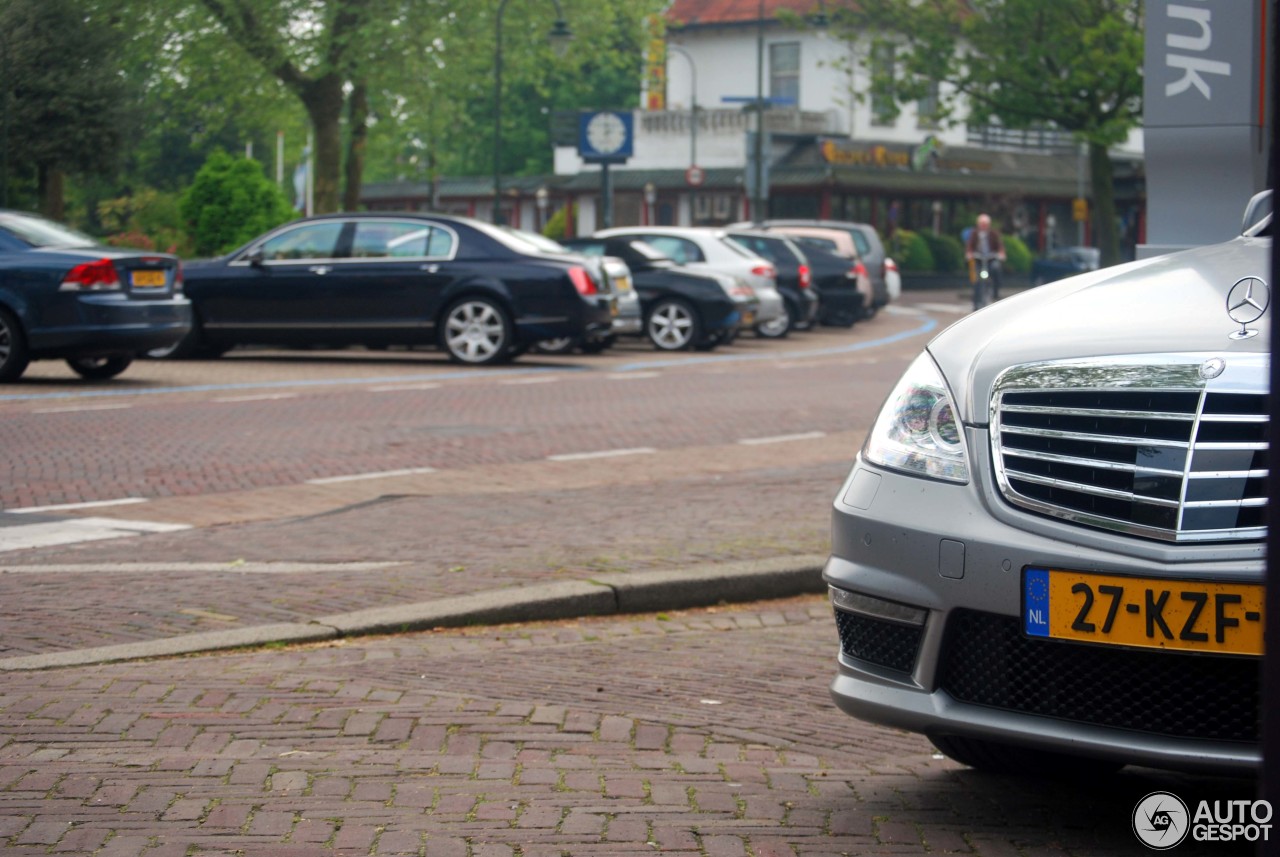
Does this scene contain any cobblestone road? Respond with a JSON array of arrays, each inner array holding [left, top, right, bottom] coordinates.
[[0, 597, 1256, 856]]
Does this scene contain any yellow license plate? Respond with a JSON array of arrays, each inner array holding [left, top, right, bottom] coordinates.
[[131, 270, 166, 287], [1023, 568, 1263, 656], [615, 276, 632, 293], [742, 311, 755, 326]]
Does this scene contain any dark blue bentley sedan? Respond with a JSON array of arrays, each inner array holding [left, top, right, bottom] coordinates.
[[166, 213, 616, 365], [0, 211, 192, 382]]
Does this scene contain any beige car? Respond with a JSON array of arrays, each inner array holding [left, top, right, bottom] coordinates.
[[765, 226, 876, 314]]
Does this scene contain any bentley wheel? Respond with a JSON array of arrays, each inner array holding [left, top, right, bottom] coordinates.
[[441, 297, 514, 365]]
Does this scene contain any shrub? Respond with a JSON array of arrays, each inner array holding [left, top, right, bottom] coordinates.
[[1003, 234, 1032, 274], [98, 188, 191, 255], [180, 151, 295, 256], [541, 203, 577, 242], [889, 229, 934, 272], [920, 231, 965, 273]]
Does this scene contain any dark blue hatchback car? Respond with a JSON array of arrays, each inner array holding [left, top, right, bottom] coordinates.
[[0, 211, 192, 381]]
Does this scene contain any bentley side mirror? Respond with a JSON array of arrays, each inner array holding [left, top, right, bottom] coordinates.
[[246, 247, 265, 266]]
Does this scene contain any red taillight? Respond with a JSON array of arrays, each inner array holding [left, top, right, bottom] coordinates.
[[798, 264, 811, 289], [174, 261, 184, 293], [568, 266, 597, 296], [60, 258, 121, 291], [853, 261, 868, 278], [750, 264, 776, 279]]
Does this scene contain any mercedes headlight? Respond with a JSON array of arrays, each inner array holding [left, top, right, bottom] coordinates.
[[864, 352, 969, 483]]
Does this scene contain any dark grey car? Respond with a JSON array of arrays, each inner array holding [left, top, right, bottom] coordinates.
[[825, 205, 1270, 777], [747, 219, 890, 310]]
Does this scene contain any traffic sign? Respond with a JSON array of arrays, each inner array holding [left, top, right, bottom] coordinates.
[[685, 165, 706, 187]]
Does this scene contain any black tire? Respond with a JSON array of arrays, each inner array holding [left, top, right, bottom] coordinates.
[[145, 314, 230, 360], [534, 337, 578, 355], [439, 296, 514, 365], [66, 355, 133, 380], [646, 299, 701, 351], [929, 734, 1124, 778], [0, 307, 30, 382], [580, 336, 613, 355], [755, 301, 793, 339]]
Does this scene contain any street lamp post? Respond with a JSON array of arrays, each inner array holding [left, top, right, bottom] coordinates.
[[752, 0, 766, 225], [643, 182, 657, 225], [535, 185, 549, 231], [494, 0, 572, 226], [667, 44, 699, 224]]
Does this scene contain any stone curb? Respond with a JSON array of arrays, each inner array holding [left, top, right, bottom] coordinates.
[[0, 555, 828, 671]]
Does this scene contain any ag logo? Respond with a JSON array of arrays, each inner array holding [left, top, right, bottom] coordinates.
[[1133, 791, 1190, 849]]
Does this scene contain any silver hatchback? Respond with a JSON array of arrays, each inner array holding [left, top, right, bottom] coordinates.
[[826, 208, 1270, 777]]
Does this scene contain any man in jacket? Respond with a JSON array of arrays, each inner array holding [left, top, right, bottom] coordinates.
[[964, 213, 1006, 301]]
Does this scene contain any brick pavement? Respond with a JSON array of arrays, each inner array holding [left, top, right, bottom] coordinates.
[[0, 597, 1255, 856]]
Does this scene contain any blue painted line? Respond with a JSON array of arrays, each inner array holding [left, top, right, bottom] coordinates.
[[0, 314, 938, 402], [613, 314, 937, 372]]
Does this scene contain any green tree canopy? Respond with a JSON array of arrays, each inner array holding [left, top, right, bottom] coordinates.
[[840, 0, 1143, 265], [0, 0, 132, 218]]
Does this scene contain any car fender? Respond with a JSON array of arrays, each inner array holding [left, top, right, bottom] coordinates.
[[435, 276, 514, 325], [0, 285, 34, 330]]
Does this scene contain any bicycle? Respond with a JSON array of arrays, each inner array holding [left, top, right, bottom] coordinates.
[[968, 253, 1002, 311]]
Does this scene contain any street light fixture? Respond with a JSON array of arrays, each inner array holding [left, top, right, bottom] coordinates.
[[494, 0, 572, 226]]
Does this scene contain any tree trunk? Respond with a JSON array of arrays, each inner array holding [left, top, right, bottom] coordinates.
[[1088, 141, 1121, 266], [300, 74, 345, 214], [343, 81, 369, 212], [38, 165, 64, 221]]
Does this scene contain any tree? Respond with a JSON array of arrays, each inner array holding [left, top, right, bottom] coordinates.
[[840, 0, 1143, 265], [0, 0, 132, 218], [194, 0, 408, 213], [180, 150, 295, 255]]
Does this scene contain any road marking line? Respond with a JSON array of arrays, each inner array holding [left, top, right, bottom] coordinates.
[[0, 561, 407, 575], [501, 376, 558, 385], [607, 372, 660, 380], [369, 383, 442, 392], [0, 517, 190, 553], [32, 404, 132, 414], [306, 467, 437, 485], [214, 393, 299, 403], [8, 498, 148, 514], [738, 431, 827, 446], [547, 447, 656, 462]]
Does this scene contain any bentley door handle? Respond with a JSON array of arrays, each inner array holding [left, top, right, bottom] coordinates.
[[309, 265, 332, 275]]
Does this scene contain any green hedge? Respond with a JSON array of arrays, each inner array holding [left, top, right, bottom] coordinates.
[[920, 231, 965, 273], [1003, 235, 1032, 274], [889, 229, 934, 272]]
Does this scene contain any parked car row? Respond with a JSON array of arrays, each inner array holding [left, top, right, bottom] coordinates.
[[0, 210, 898, 381]]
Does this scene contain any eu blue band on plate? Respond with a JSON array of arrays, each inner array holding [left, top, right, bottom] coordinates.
[[1024, 568, 1050, 637]]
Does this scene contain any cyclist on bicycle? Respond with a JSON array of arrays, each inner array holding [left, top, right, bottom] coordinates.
[[964, 213, 1006, 309]]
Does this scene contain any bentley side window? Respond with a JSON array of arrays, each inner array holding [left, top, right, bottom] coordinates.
[[256, 223, 344, 261]]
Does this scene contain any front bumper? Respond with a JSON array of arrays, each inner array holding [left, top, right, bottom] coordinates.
[[825, 434, 1263, 776]]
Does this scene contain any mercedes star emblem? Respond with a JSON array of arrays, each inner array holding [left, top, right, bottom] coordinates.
[[1226, 276, 1269, 340]]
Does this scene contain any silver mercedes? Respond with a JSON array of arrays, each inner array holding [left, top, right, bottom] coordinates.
[[825, 201, 1271, 777]]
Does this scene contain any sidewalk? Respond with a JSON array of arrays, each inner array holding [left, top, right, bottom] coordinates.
[[0, 555, 827, 671]]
